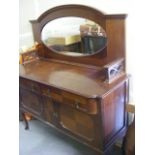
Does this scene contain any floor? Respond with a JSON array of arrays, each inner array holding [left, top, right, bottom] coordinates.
[[19, 120, 122, 155]]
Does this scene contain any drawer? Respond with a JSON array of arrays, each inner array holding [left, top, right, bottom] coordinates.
[[62, 92, 97, 114], [20, 78, 41, 94], [40, 85, 63, 103]]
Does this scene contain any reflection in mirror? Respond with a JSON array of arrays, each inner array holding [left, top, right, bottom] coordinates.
[[41, 17, 107, 56]]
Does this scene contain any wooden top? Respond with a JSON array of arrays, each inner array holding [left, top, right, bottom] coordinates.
[[19, 59, 127, 98]]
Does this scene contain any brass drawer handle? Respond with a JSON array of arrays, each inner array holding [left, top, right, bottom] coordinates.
[[75, 100, 88, 112]]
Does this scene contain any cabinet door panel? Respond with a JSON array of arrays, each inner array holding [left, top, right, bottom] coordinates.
[[59, 104, 95, 141], [20, 89, 43, 116]]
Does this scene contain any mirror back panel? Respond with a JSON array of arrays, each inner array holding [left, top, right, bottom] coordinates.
[[30, 5, 126, 66]]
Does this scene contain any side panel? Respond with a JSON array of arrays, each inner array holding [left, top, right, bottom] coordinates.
[[102, 80, 129, 146]]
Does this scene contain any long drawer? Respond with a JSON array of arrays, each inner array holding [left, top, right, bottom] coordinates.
[[20, 78, 41, 93], [19, 77, 98, 114]]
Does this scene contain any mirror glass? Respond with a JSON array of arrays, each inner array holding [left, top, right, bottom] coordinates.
[[41, 17, 107, 56]]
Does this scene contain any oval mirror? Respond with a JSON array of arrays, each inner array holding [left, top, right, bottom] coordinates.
[[41, 17, 107, 56]]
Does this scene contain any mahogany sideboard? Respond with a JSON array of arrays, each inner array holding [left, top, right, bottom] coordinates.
[[19, 4, 129, 155]]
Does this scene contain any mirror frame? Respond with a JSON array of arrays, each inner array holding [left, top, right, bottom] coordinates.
[[30, 5, 126, 66]]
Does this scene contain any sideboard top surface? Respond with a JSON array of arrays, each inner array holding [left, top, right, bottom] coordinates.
[[19, 59, 127, 98]]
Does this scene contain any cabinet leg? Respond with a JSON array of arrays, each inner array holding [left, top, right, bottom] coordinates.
[[22, 112, 29, 130]]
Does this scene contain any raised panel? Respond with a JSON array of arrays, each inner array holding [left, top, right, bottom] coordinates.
[[59, 104, 95, 141], [102, 82, 127, 142], [20, 89, 43, 116]]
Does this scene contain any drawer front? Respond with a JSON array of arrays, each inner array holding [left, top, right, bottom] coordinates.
[[62, 92, 97, 114], [20, 78, 40, 94], [40, 84, 63, 103]]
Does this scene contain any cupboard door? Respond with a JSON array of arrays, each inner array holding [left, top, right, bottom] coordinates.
[[20, 89, 43, 117], [59, 104, 95, 141]]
